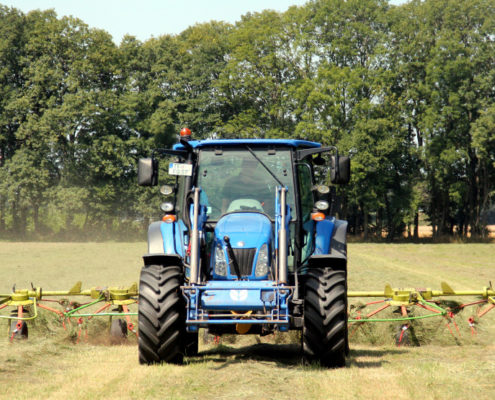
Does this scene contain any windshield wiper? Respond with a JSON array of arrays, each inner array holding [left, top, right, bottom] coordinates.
[[245, 146, 284, 187]]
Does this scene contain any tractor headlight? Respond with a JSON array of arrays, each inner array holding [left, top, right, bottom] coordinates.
[[314, 184, 330, 195], [214, 243, 227, 276], [315, 200, 329, 211], [160, 202, 174, 213], [255, 244, 269, 277], [160, 185, 174, 196]]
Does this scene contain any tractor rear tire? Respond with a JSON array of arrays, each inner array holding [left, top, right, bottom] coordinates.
[[138, 264, 186, 364], [303, 268, 347, 368]]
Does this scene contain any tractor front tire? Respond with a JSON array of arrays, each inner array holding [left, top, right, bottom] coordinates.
[[303, 268, 347, 368], [138, 264, 186, 364]]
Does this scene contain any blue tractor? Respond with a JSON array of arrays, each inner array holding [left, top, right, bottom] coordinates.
[[137, 129, 351, 367]]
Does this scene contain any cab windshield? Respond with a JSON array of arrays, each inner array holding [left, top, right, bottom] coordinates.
[[197, 148, 295, 221]]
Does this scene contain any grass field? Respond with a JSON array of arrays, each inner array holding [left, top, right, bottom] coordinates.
[[1, 242, 494, 399]]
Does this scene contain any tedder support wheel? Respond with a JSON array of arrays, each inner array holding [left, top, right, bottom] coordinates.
[[303, 268, 347, 368], [110, 319, 128, 340], [138, 264, 186, 364], [9, 320, 28, 339]]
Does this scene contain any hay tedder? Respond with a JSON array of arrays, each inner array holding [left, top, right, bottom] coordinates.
[[2, 280, 493, 347], [0, 282, 138, 342], [2, 129, 494, 368]]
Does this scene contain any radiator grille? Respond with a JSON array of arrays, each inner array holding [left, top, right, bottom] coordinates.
[[231, 248, 256, 277]]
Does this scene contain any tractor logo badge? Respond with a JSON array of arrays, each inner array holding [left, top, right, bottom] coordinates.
[[237, 241, 245, 247], [230, 290, 248, 301]]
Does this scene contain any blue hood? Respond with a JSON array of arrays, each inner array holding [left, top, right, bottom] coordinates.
[[215, 213, 272, 248]]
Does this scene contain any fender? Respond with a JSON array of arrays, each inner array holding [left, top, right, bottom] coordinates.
[[309, 218, 347, 271], [143, 220, 186, 266]]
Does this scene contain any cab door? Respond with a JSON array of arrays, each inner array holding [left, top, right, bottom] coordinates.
[[297, 164, 315, 263]]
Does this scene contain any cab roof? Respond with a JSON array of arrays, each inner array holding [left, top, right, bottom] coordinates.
[[173, 138, 321, 151]]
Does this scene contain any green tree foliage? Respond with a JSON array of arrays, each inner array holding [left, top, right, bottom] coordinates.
[[388, 0, 495, 237], [0, 0, 494, 240], [215, 10, 303, 138]]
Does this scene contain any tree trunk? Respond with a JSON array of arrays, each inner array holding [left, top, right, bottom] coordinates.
[[377, 208, 383, 238], [0, 195, 5, 234], [19, 206, 27, 239], [12, 194, 19, 236], [33, 204, 39, 235], [413, 211, 419, 240], [363, 205, 368, 240]]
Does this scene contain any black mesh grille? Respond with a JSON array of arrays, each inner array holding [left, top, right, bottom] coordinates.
[[231, 248, 256, 276]]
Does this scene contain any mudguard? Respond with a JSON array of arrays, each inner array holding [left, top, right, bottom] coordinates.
[[309, 218, 347, 270], [314, 219, 334, 255], [143, 220, 186, 266]]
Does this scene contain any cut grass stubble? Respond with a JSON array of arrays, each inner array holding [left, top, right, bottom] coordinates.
[[0, 242, 494, 399]]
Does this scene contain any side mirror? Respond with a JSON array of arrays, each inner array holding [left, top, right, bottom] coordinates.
[[138, 158, 158, 186], [330, 155, 350, 185]]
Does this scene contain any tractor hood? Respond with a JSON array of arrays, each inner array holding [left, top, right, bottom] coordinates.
[[215, 213, 272, 248]]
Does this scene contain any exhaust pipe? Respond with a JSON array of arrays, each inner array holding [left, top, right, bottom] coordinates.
[[279, 187, 287, 284], [190, 187, 200, 284]]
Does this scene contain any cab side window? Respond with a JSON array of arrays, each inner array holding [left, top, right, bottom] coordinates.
[[297, 163, 315, 262], [297, 164, 313, 222]]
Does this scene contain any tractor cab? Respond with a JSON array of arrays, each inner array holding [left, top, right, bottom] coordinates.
[[196, 145, 294, 282], [137, 130, 351, 367]]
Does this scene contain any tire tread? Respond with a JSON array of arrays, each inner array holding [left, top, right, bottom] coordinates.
[[138, 264, 186, 364], [303, 268, 347, 367]]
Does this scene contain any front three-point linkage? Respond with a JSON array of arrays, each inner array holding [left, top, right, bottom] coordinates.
[[0, 282, 138, 341], [347, 282, 495, 345]]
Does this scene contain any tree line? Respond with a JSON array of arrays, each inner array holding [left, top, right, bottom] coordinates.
[[0, 0, 494, 240]]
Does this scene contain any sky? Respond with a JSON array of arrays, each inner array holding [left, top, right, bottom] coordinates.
[[3, 0, 310, 44], [2, 0, 406, 44]]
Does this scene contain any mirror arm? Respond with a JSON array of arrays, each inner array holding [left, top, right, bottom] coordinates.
[[334, 148, 340, 182], [296, 146, 337, 161], [179, 138, 193, 151], [151, 148, 188, 159]]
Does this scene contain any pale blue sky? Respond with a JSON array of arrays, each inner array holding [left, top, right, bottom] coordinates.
[[3, 0, 406, 44]]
